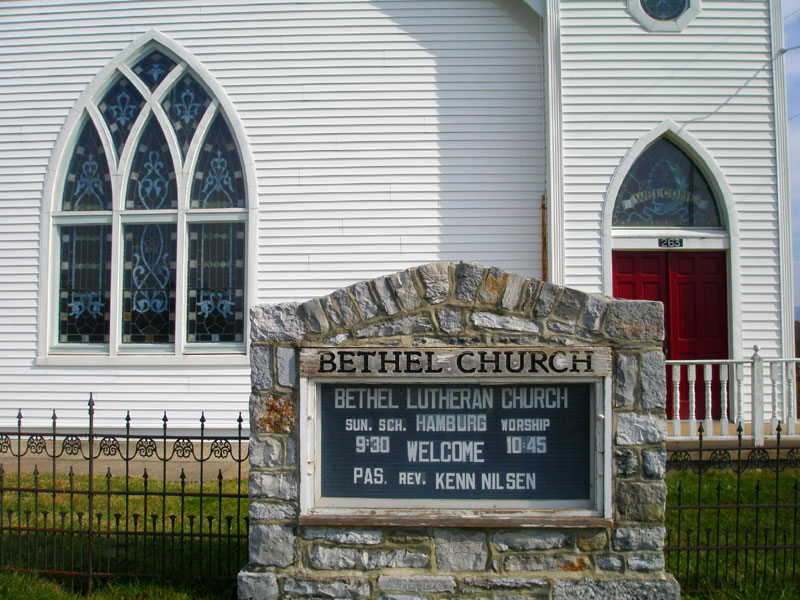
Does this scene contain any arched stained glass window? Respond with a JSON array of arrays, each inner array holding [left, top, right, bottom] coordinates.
[[53, 43, 248, 354], [162, 74, 211, 158], [613, 138, 722, 228], [133, 50, 177, 90], [191, 114, 246, 209], [62, 119, 111, 211], [126, 118, 177, 210], [98, 76, 145, 157]]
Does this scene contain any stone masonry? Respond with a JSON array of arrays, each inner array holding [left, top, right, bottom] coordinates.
[[239, 262, 680, 600]]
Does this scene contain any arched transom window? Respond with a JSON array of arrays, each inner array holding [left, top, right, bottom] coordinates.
[[54, 45, 247, 354], [612, 138, 722, 229]]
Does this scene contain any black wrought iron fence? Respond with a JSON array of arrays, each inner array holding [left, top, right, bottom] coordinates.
[[666, 423, 800, 594], [0, 395, 249, 593]]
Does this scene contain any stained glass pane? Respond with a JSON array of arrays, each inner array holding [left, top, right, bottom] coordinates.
[[640, 0, 687, 21], [62, 119, 111, 211], [133, 50, 177, 90], [126, 118, 177, 210], [613, 138, 722, 228], [162, 74, 211, 159], [191, 114, 246, 209], [187, 222, 245, 343], [122, 224, 176, 344], [58, 225, 111, 343], [98, 76, 145, 157]]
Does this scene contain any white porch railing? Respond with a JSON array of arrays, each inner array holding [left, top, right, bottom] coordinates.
[[665, 347, 800, 446]]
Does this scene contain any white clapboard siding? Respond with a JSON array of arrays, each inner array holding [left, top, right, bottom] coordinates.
[[0, 0, 545, 431], [559, 0, 783, 360]]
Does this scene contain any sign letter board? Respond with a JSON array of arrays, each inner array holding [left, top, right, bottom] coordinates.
[[301, 347, 610, 512], [320, 382, 592, 502]]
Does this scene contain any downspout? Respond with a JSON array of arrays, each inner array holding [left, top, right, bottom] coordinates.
[[541, 194, 548, 282]]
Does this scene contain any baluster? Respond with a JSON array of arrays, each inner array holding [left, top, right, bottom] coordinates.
[[735, 362, 744, 428], [672, 365, 682, 436], [788, 361, 797, 435], [771, 362, 781, 433], [752, 346, 765, 447], [720, 364, 729, 436], [704, 363, 713, 436], [688, 363, 697, 437]]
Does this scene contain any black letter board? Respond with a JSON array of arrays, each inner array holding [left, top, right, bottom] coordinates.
[[319, 383, 592, 501]]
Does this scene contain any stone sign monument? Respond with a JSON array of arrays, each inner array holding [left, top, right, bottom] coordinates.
[[239, 262, 679, 599]]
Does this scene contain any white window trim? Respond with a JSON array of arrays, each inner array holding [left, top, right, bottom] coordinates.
[[37, 30, 258, 367], [627, 0, 701, 33]]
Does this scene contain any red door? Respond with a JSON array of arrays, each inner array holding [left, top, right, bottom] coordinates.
[[613, 251, 729, 419]]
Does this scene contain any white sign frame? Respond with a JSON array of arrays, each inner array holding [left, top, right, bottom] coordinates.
[[299, 375, 612, 523]]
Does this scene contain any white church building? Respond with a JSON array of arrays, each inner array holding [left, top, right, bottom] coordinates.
[[0, 0, 794, 438]]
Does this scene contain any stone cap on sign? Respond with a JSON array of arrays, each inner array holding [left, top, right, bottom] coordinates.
[[250, 261, 664, 354]]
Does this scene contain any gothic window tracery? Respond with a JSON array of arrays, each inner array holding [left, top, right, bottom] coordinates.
[[62, 119, 111, 212], [133, 50, 177, 90], [162, 73, 211, 158], [55, 44, 247, 353], [191, 114, 245, 209], [98, 76, 145, 157]]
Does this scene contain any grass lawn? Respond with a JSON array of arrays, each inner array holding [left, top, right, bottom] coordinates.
[[0, 571, 231, 600], [681, 587, 800, 600], [0, 471, 247, 588], [0, 471, 248, 529], [1, 571, 798, 600], [665, 466, 800, 596], [2, 468, 800, 598]]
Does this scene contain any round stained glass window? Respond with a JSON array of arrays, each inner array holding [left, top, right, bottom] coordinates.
[[640, 0, 687, 21]]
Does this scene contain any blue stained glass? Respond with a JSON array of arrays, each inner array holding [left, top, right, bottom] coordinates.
[[613, 138, 722, 228], [98, 76, 145, 157], [62, 119, 111, 211], [127, 119, 177, 210], [162, 74, 212, 159], [122, 223, 176, 343], [641, 0, 686, 21], [187, 222, 245, 343], [59, 225, 112, 343], [133, 50, 177, 90], [191, 114, 246, 209]]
